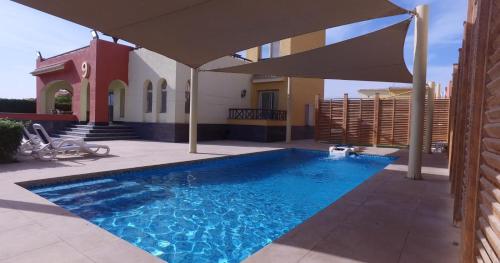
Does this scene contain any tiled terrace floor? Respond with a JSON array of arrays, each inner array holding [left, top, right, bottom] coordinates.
[[0, 140, 458, 263]]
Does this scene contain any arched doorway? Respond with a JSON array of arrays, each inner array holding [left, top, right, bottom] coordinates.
[[40, 80, 74, 115], [108, 80, 127, 123]]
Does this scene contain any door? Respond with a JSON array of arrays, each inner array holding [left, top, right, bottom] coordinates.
[[258, 90, 278, 110], [108, 91, 114, 122]]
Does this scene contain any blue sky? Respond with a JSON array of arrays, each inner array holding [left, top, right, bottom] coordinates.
[[0, 0, 466, 99]]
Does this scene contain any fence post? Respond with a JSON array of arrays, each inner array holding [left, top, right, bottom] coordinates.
[[373, 93, 380, 146], [391, 98, 396, 145], [314, 94, 319, 141], [329, 99, 333, 142], [407, 98, 412, 145], [343, 93, 348, 144], [423, 82, 435, 153]]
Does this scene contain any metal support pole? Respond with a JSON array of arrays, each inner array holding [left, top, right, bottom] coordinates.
[[423, 82, 435, 154], [189, 68, 199, 153], [408, 5, 429, 180], [286, 77, 292, 143]]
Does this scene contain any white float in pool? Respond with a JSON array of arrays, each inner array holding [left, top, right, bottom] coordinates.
[[329, 146, 353, 159]]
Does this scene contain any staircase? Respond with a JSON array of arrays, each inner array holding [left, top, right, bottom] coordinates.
[[55, 124, 140, 141]]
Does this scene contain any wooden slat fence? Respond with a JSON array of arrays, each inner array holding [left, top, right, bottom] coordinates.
[[315, 95, 450, 147], [449, 0, 500, 262]]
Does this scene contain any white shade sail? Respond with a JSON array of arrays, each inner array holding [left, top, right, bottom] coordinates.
[[210, 20, 413, 83], [14, 0, 408, 68]]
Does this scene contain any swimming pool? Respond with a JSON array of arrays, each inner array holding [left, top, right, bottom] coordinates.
[[30, 149, 394, 263]]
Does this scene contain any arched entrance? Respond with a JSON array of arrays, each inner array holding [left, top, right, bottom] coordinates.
[[40, 80, 74, 114], [108, 80, 127, 123]]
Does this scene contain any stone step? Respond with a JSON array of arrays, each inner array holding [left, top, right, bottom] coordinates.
[[63, 131, 137, 137], [55, 124, 139, 141], [57, 134, 140, 142], [65, 127, 134, 133], [73, 125, 131, 130]]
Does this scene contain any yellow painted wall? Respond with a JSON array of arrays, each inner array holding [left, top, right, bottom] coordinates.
[[280, 38, 292, 56], [245, 30, 326, 126], [246, 47, 259, 62], [288, 30, 325, 126], [290, 77, 323, 126], [389, 89, 412, 97], [290, 30, 325, 54], [251, 82, 287, 110]]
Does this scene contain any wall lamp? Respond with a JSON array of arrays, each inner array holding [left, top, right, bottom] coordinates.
[[91, 30, 99, 39]]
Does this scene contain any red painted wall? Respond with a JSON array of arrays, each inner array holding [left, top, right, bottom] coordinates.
[[35, 39, 132, 124], [36, 46, 90, 118], [92, 40, 131, 124]]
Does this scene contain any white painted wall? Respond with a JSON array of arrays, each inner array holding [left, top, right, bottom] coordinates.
[[127, 49, 251, 124], [175, 57, 252, 124], [126, 48, 178, 123]]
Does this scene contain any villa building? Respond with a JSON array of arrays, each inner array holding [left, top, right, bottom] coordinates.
[[30, 32, 325, 142], [357, 87, 413, 98], [358, 84, 446, 99]]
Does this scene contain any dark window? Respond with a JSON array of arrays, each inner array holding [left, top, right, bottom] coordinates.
[[145, 81, 153, 113], [160, 81, 167, 113], [185, 80, 190, 114]]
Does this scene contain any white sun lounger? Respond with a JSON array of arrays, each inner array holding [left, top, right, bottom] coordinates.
[[19, 126, 84, 156], [32, 123, 110, 160], [19, 126, 41, 156]]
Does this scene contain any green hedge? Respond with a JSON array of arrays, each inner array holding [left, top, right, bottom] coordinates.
[[0, 119, 23, 163], [0, 98, 36, 113], [0, 98, 72, 113]]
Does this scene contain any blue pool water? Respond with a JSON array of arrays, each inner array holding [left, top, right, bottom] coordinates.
[[30, 149, 394, 263]]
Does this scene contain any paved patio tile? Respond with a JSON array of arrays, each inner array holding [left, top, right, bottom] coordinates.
[[0, 224, 61, 260], [275, 202, 359, 249], [62, 226, 123, 254], [0, 140, 457, 262], [399, 232, 460, 263], [36, 213, 100, 240], [84, 238, 165, 263], [0, 211, 34, 232], [408, 210, 460, 240], [243, 243, 311, 263], [300, 222, 409, 263], [0, 242, 92, 263]]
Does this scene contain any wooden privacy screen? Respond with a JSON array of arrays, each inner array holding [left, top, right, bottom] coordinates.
[[315, 95, 450, 146], [448, 0, 500, 262]]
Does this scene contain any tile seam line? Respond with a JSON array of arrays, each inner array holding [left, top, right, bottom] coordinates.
[[396, 203, 419, 263], [296, 190, 368, 263], [0, 236, 62, 262]]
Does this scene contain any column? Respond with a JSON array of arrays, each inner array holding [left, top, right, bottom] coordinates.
[[189, 68, 199, 153], [408, 5, 429, 180], [286, 77, 292, 143]]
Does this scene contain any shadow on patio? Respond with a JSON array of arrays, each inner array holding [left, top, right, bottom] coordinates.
[[245, 151, 460, 263]]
